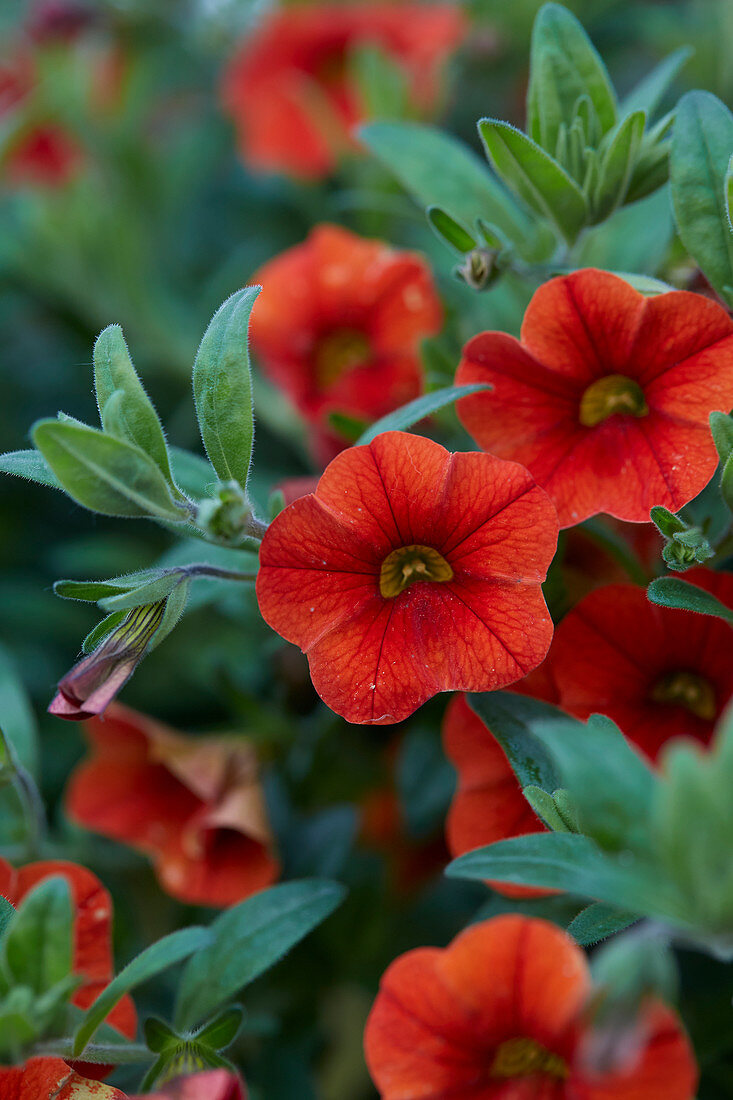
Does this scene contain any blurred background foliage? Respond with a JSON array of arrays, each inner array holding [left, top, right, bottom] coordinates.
[[1, 1, 732, 1096]]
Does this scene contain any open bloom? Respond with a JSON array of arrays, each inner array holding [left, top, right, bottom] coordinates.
[[66, 705, 278, 907], [443, 689, 555, 900], [251, 224, 442, 461], [548, 568, 733, 762], [365, 915, 697, 1099], [256, 431, 558, 725], [221, 3, 466, 178], [456, 269, 733, 526]]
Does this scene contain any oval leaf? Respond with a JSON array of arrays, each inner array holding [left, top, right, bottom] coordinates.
[[647, 575, 733, 624], [31, 420, 183, 521], [0, 449, 62, 490], [479, 119, 588, 243], [193, 287, 261, 489], [671, 91, 733, 297], [174, 879, 346, 1030], [94, 325, 173, 484], [73, 926, 212, 1056], [566, 902, 638, 946], [3, 877, 73, 993], [355, 384, 491, 446]]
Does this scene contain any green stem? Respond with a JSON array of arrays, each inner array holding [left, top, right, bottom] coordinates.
[[31, 1039, 154, 1065]]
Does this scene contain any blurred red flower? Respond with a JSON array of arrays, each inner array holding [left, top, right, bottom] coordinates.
[[0, 57, 80, 186], [443, 689, 555, 900], [0, 859, 136, 1075], [256, 431, 558, 725], [65, 705, 278, 907], [456, 269, 733, 526], [365, 915, 697, 1099], [221, 2, 466, 178], [549, 568, 733, 762], [251, 224, 442, 461], [0, 1064, 245, 1099]]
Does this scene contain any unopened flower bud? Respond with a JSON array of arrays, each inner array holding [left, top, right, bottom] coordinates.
[[196, 482, 267, 545], [455, 248, 502, 291], [49, 600, 166, 720]]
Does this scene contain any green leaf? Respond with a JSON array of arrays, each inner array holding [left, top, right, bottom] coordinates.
[[620, 47, 692, 119], [446, 833, 681, 918], [349, 43, 408, 121], [193, 287, 261, 489], [478, 119, 588, 243], [32, 420, 183, 521], [650, 505, 687, 538], [54, 571, 162, 602], [671, 91, 733, 298], [575, 187, 674, 275], [73, 926, 211, 1056], [527, 2, 617, 153], [148, 578, 190, 650], [593, 110, 646, 221], [0, 449, 62, 490], [82, 612, 127, 655], [360, 121, 553, 261], [466, 692, 561, 792], [0, 898, 14, 942], [0, 644, 38, 776], [175, 880, 346, 1030], [196, 1004, 244, 1049], [98, 572, 183, 613], [2, 878, 73, 994], [710, 410, 733, 464], [427, 206, 477, 253], [94, 325, 173, 484], [567, 902, 638, 946], [355, 384, 491, 445], [721, 451, 733, 513], [647, 576, 733, 625], [169, 448, 216, 501]]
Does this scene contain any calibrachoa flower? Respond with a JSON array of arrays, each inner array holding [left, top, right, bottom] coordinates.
[[65, 705, 278, 907], [0, 1059, 125, 1099], [364, 915, 697, 1099], [548, 568, 733, 762], [221, 3, 466, 178], [443, 691, 554, 900], [0, 1064, 246, 1099], [251, 224, 442, 461], [456, 268, 733, 527], [256, 431, 558, 724], [0, 859, 136, 1046]]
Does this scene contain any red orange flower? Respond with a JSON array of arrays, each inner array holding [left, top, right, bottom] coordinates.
[[0, 1059, 125, 1099], [65, 705, 278, 907], [251, 224, 442, 461], [221, 3, 466, 178], [548, 568, 733, 762], [364, 915, 697, 1099], [256, 431, 558, 725], [456, 269, 733, 527], [0, 1065, 245, 1100]]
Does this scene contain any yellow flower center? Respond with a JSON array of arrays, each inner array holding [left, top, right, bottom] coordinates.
[[314, 328, 371, 389], [491, 1037, 569, 1080], [379, 545, 453, 599], [579, 374, 648, 427], [650, 670, 717, 720]]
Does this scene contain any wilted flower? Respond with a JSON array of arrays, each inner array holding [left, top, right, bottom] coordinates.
[[66, 705, 279, 907]]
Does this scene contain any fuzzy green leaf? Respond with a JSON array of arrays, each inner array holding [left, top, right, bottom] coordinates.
[[32, 420, 183, 521], [479, 119, 588, 243], [647, 576, 733, 624], [193, 287, 261, 489], [427, 206, 477, 253], [175, 880, 346, 1030], [567, 902, 638, 946], [593, 110, 645, 221], [671, 91, 733, 297], [0, 449, 62, 490], [94, 325, 173, 483], [73, 926, 212, 1056], [2, 878, 73, 994]]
